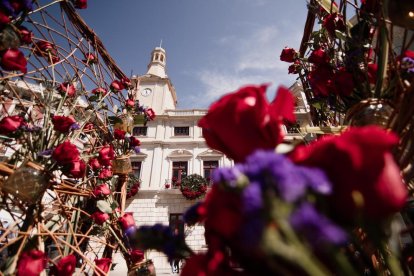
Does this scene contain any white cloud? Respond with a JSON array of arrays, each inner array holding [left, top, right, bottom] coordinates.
[[193, 24, 301, 107]]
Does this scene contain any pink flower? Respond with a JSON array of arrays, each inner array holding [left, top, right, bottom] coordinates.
[[280, 47, 298, 62], [198, 85, 295, 162], [0, 115, 25, 135], [33, 40, 59, 63], [17, 250, 46, 276], [118, 212, 135, 231], [290, 126, 407, 220], [49, 254, 76, 276], [0, 48, 27, 73], [93, 184, 111, 197], [83, 53, 97, 64], [52, 115, 77, 133], [18, 26, 33, 45], [91, 211, 110, 225], [121, 77, 132, 88], [110, 80, 124, 92]]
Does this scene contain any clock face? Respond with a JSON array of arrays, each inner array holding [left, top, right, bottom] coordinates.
[[141, 88, 152, 97]]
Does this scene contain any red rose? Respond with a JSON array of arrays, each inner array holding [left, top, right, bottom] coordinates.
[[98, 145, 115, 166], [280, 47, 297, 63], [89, 158, 101, 170], [118, 212, 135, 231], [129, 249, 144, 264], [49, 254, 76, 276], [94, 258, 111, 275], [125, 99, 135, 108], [93, 184, 111, 197], [0, 115, 25, 135], [198, 84, 295, 162], [322, 12, 346, 37], [98, 168, 112, 179], [288, 60, 301, 74], [0, 48, 27, 73], [0, 10, 10, 25], [18, 26, 33, 45], [52, 115, 77, 133], [68, 160, 86, 178], [73, 0, 87, 9], [91, 211, 110, 225], [92, 87, 107, 95], [121, 77, 132, 88], [17, 250, 46, 276], [114, 129, 126, 140], [52, 141, 80, 165], [308, 48, 330, 64], [110, 80, 124, 92], [290, 126, 407, 220], [333, 67, 355, 96], [58, 82, 76, 97], [130, 137, 141, 147], [308, 65, 334, 96], [83, 53, 97, 64], [84, 122, 94, 131], [145, 108, 156, 120], [33, 40, 59, 62]]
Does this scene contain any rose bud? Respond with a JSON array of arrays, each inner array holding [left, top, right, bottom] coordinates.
[[118, 212, 136, 231], [58, 82, 76, 97], [114, 129, 126, 140], [88, 158, 101, 170], [98, 168, 113, 179], [49, 254, 76, 276], [323, 12, 346, 38], [52, 115, 77, 133], [129, 249, 144, 264], [121, 77, 132, 88], [125, 99, 135, 108], [17, 250, 46, 276], [280, 47, 298, 62], [84, 122, 94, 131], [91, 211, 110, 225], [0, 10, 10, 25], [73, 0, 87, 9], [145, 108, 156, 120], [308, 48, 330, 64], [110, 80, 124, 92], [0, 115, 25, 135], [98, 145, 115, 166], [0, 48, 27, 73], [18, 26, 33, 45], [94, 258, 111, 274], [92, 87, 107, 95], [83, 53, 97, 64], [129, 137, 141, 147], [92, 184, 111, 197], [67, 160, 86, 178]]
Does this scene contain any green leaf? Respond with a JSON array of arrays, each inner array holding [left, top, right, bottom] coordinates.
[[110, 201, 119, 210], [311, 102, 322, 110], [335, 30, 347, 41], [316, 0, 338, 14], [97, 200, 113, 214]]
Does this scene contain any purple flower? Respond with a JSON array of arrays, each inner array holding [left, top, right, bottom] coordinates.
[[290, 203, 347, 246], [242, 181, 263, 214], [133, 146, 140, 153], [244, 150, 307, 202], [38, 149, 53, 156], [212, 165, 244, 188], [296, 166, 332, 195], [69, 123, 80, 131]]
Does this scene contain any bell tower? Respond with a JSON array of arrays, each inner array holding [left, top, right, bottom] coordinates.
[[133, 46, 177, 115]]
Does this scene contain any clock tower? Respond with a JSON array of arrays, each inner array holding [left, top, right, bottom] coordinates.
[[132, 47, 177, 115]]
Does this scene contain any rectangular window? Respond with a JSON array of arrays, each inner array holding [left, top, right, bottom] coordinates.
[[203, 160, 218, 185], [174, 126, 189, 136], [172, 161, 188, 188], [131, 161, 142, 178], [169, 214, 184, 236], [133, 126, 147, 136]]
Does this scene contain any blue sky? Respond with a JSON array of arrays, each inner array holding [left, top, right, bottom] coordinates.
[[80, 1, 309, 109]]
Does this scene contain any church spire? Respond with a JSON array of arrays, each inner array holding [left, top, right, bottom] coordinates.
[[146, 46, 166, 78]]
